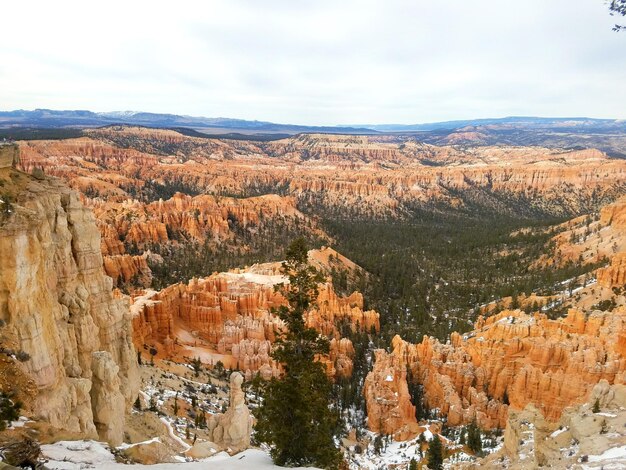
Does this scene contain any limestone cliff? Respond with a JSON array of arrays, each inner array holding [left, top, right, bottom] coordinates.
[[0, 168, 139, 445]]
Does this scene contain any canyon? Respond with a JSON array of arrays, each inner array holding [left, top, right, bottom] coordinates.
[[130, 248, 379, 381], [2, 129, 626, 468], [364, 196, 626, 443], [16, 128, 626, 220]]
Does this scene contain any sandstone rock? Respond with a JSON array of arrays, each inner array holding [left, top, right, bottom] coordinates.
[[130, 264, 377, 380], [184, 440, 220, 459], [363, 349, 418, 440], [90, 351, 125, 446], [121, 439, 176, 464], [207, 372, 252, 453], [0, 171, 139, 444], [17, 131, 626, 222], [470, 381, 626, 469], [365, 308, 626, 434]]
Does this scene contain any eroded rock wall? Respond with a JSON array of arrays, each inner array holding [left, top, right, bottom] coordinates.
[[0, 171, 139, 444]]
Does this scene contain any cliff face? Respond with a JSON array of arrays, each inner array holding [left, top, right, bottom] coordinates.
[[469, 380, 626, 469], [0, 168, 139, 445], [17, 130, 626, 221], [92, 192, 318, 253], [130, 254, 379, 381], [363, 349, 418, 440], [536, 196, 626, 269], [365, 308, 626, 434]]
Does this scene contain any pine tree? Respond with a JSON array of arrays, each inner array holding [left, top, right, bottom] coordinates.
[[593, 398, 601, 413], [173, 392, 179, 416], [149, 346, 157, 366], [426, 435, 444, 470], [191, 357, 202, 377], [255, 238, 342, 469], [0, 392, 22, 432], [467, 419, 482, 454], [409, 458, 418, 470]]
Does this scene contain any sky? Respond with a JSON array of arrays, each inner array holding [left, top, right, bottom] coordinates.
[[0, 0, 624, 125]]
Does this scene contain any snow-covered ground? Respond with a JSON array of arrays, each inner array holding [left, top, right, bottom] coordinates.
[[583, 444, 626, 469], [40, 441, 319, 470]]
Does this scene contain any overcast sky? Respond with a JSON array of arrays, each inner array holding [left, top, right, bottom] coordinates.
[[1, 0, 624, 125]]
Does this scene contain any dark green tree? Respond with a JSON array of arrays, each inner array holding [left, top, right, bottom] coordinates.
[[426, 435, 444, 470], [466, 419, 483, 454], [149, 346, 157, 366], [409, 458, 418, 470], [255, 238, 342, 469], [191, 357, 202, 377], [593, 398, 601, 413], [213, 360, 225, 378], [173, 392, 179, 416], [0, 392, 22, 431]]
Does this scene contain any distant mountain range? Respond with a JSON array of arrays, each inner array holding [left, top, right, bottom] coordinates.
[[1, 109, 624, 135], [0, 109, 374, 135]]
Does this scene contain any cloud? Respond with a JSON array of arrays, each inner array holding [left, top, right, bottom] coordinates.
[[0, 0, 624, 124]]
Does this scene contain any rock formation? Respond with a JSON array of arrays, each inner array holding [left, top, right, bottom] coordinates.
[[468, 380, 626, 469], [131, 262, 379, 380], [16, 128, 626, 222], [0, 143, 19, 169], [598, 252, 626, 289], [365, 308, 626, 433], [206, 372, 253, 453], [536, 196, 626, 269], [91, 192, 319, 253], [102, 253, 152, 289], [363, 349, 419, 440], [0, 167, 139, 445]]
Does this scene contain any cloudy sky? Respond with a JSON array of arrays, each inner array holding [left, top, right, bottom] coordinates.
[[1, 0, 624, 125]]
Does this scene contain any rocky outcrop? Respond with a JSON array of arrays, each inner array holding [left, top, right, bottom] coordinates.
[[17, 130, 626, 222], [207, 372, 252, 453], [0, 169, 139, 444], [91, 192, 318, 253], [598, 252, 626, 288], [469, 380, 626, 469], [90, 351, 126, 446], [363, 349, 418, 440], [102, 253, 152, 288], [0, 144, 18, 169], [537, 196, 626, 269], [130, 258, 378, 380], [365, 309, 626, 433]]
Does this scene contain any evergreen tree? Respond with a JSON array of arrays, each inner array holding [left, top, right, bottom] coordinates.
[[149, 346, 157, 366], [255, 238, 342, 469], [173, 392, 179, 416], [191, 357, 202, 377], [459, 427, 466, 446], [466, 419, 482, 454], [0, 392, 22, 432], [407, 366, 427, 420], [592, 398, 601, 413], [409, 458, 418, 470], [426, 435, 444, 470]]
